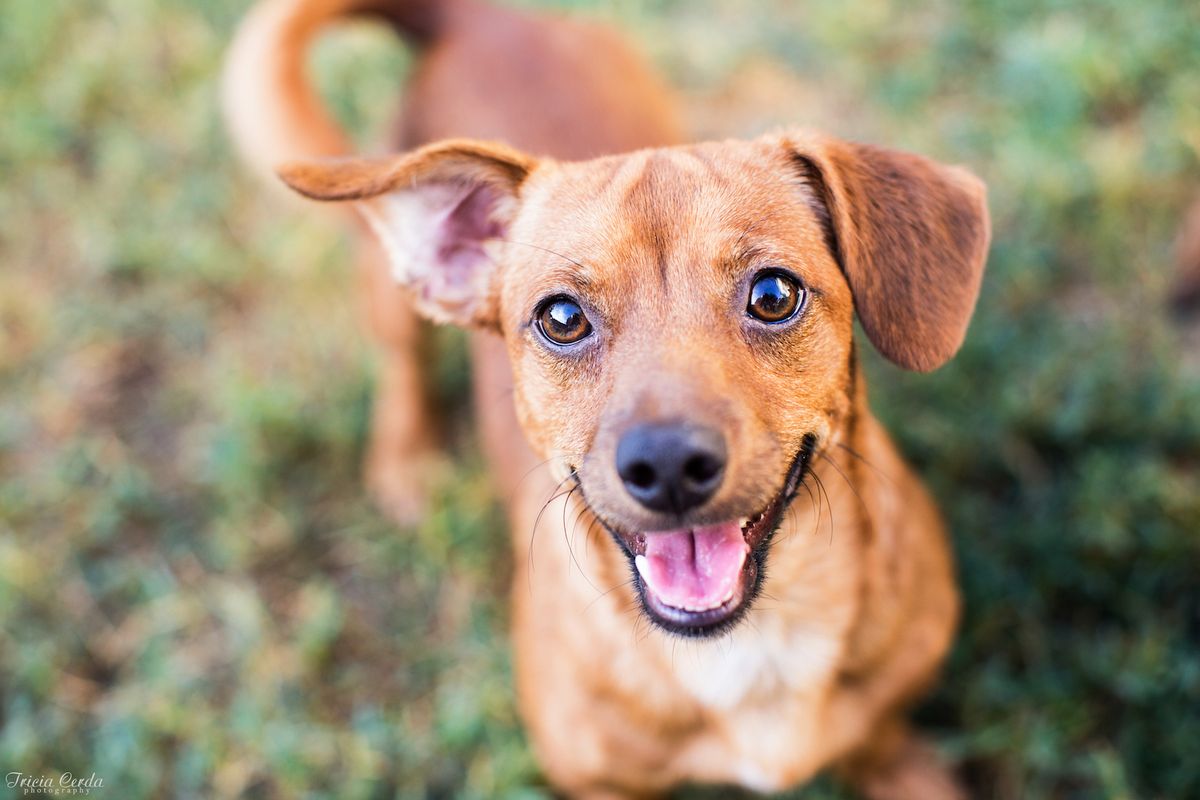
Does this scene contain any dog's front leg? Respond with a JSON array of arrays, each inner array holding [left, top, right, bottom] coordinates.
[[360, 241, 443, 524], [837, 718, 966, 800], [554, 783, 668, 800]]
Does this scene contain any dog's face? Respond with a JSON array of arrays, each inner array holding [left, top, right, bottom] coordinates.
[[280, 132, 989, 636], [496, 144, 856, 635]]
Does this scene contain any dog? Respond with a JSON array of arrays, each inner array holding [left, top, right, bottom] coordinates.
[[1173, 196, 1200, 315], [224, 0, 990, 797]]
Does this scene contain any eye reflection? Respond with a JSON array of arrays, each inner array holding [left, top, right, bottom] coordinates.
[[536, 296, 592, 345], [747, 271, 804, 323]]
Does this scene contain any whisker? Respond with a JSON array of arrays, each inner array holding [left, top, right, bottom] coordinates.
[[836, 441, 894, 487], [568, 497, 589, 554], [561, 484, 603, 593], [584, 577, 635, 612], [508, 452, 584, 506], [582, 514, 605, 562], [810, 471, 836, 546], [501, 238, 592, 273], [800, 475, 822, 538], [780, 503, 800, 546], [820, 449, 870, 521], [527, 471, 578, 592]]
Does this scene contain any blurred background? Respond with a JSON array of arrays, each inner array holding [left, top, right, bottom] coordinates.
[[2, 0, 1199, 797]]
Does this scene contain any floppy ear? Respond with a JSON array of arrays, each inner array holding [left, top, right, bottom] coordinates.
[[781, 131, 991, 372], [277, 139, 537, 328]]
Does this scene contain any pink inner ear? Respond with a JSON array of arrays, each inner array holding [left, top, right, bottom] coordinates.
[[430, 184, 505, 304]]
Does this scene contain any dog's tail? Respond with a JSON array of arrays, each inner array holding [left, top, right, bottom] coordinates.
[[222, 0, 443, 180]]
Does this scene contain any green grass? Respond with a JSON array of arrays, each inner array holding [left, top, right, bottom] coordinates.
[[2, 0, 1199, 797]]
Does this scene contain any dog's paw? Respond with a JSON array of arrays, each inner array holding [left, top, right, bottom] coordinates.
[[364, 449, 448, 527], [853, 736, 966, 800]]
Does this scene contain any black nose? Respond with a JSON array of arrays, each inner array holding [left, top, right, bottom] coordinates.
[[615, 423, 727, 514]]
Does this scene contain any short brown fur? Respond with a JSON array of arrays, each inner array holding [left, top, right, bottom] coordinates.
[[1172, 196, 1200, 313], [225, 1, 990, 797]]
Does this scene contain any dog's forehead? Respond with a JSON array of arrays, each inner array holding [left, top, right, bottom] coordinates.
[[509, 142, 815, 286]]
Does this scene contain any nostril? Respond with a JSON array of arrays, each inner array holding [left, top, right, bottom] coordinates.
[[627, 462, 657, 490], [617, 422, 726, 512], [683, 454, 722, 486]]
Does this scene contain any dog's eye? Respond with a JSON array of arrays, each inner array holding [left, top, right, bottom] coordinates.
[[536, 296, 593, 345], [747, 271, 804, 323]]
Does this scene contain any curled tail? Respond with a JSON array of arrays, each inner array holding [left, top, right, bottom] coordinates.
[[222, 0, 443, 179]]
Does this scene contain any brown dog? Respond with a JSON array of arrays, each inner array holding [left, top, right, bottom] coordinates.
[[225, 1, 990, 797], [1173, 197, 1200, 315]]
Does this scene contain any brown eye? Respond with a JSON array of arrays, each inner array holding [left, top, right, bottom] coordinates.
[[747, 271, 804, 323], [536, 296, 593, 345]]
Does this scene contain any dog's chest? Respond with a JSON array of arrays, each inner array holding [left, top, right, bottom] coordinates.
[[659, 624, 843, 791], [659, 541, 853, 712], [665, 622, 841, 709]]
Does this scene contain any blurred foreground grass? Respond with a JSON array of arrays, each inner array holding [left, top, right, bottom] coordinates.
[[2, 0, 1199, 797]]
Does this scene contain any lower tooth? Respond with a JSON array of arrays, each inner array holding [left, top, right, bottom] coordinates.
[[683, 586, 736, 612]]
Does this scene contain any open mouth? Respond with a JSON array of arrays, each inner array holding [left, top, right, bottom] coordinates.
[[599, 435, 816, 638]]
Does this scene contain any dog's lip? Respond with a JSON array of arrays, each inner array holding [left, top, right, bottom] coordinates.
[[639, 556, 757, 631], [624, 473, 790, 636], [609, 443, 811, 559], [591, 438, 816, 637]]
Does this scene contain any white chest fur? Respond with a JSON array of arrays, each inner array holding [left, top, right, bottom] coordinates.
[[659, 617, 842, 710]]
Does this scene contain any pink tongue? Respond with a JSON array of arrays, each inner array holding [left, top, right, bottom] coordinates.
[[635, 522, 748, 611]]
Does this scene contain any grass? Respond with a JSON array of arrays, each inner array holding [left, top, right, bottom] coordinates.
[[1, 0, 1198, 797]]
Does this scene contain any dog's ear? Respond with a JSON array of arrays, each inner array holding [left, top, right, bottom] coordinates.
[[277, 139, 537, 328], [780, 131, 990, 372]]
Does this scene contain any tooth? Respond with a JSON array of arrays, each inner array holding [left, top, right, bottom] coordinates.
[[634, 554, 650, 582], [738, 517, 749, 530], [680, 584, 738, 612]]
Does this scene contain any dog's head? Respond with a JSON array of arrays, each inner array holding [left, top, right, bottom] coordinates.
[[280, 132, 989, 636]]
